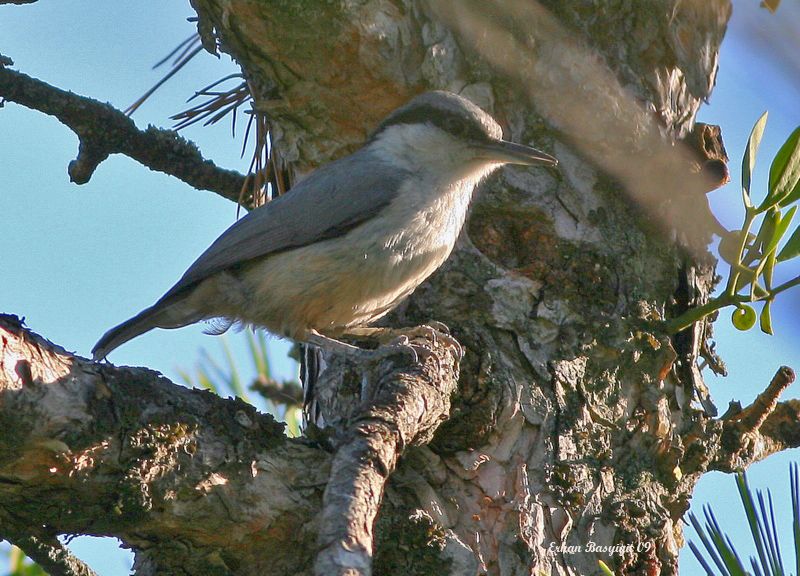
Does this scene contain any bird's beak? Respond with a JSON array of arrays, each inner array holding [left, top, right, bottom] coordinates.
[[476, 140, 558, 167]]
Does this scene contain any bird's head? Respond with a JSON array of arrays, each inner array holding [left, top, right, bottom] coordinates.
[[369, 91, 557, 177]]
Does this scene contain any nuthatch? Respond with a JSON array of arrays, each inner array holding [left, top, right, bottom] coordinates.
[[92, 91, 557, 361]]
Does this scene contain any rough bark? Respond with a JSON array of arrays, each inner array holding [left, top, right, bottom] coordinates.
[[8, 1, 796, 575], [0, 315, 459, 575], [185, 0, 733, 574]]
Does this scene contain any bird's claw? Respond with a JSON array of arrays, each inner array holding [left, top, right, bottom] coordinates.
[[382, 334, 439, 364], [425, 320, 451, 335], [400, 323, 464, 360], [307, 322, 463, 368]]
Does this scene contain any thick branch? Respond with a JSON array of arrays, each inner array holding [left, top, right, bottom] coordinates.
[[0, 315, 459, 575], [0, 314, 324, 574], [0, 63, 248, 204], [727, 366, 795, 432]]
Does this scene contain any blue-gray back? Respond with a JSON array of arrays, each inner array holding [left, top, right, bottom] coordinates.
[[158, 148, 408, 302]]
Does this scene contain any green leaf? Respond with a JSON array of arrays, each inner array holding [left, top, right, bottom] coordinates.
[[8, 546, 49, 576], [689, 512, 728, 574], [734, 269, 754, 294], [706, 508, 749, 574], [176, 367, 193, 387], [732, 305, 757, 330], [258, 331, 272, 375], [687, 541, 717, 576], [763, 205, 797, 257], [220, 337, 247, 400], [246, 329, 266, 375], [753, 206, 795, 293], [736, 473, 770, 574], [743, 112, 768, 207], [749, 281, 770, 301], [762, 126, 800, 210], [598, 560, 614, 576], [760, 299, 774, 335], [778, 178, 800, 208], [742, 186, 753, 211], [777, 225, 800, 262], [196, 368, 217, 393], [285, 407, 302, 438], [747, 208, 779, 264], [761, 251, 777, 292]]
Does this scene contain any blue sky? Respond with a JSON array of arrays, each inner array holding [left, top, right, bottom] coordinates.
[[1, 1, 799, 574]]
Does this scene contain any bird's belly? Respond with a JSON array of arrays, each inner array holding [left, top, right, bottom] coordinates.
[[238, 232, 451, 339]]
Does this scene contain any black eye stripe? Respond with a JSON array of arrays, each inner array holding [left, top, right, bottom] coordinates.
[[430, 112, 487, 140]]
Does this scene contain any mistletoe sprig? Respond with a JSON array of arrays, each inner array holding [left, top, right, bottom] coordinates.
[[668, 113, 800, 335]]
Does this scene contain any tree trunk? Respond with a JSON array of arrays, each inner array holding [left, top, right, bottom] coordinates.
[[17, 1, 800, 575], [187, 0, 731, 573]]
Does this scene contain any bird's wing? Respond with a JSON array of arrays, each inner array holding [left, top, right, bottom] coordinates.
[[159, 148, 407, 302]]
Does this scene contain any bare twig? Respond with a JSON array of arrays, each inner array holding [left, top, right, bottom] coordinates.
[[314, 337, 461, 576], [0, 65, 249, 205], [171, 76, 249, 130], [123, 32, 276, 209], [726, 365, 795, 432], [700, 366, 800, 473]]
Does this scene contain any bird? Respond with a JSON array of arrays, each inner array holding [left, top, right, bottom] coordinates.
[[92, 90, 558, 362]]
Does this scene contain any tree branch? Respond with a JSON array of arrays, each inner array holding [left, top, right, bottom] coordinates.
[[0, 62, 248, 205], [0, 315, 459, 575], [0, 313, 324, 574], [700, 366, 800, 473], [315, 341, 460, 576], [0, 530, 98, 576], [725, 365, 795, 432]]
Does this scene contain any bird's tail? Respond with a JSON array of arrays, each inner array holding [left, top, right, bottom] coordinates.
[[92, 299, 201, 361]]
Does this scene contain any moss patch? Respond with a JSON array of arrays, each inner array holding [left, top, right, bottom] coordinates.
[[374, 505, 451, 576]]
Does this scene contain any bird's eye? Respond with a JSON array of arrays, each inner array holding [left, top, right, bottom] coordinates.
[[443, 117, 465, 136]]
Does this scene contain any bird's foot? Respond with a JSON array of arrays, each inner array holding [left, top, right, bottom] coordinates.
[[342, 322, 464, 361], [398, 322, 464, 361], [306, 330, 422, 365]]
